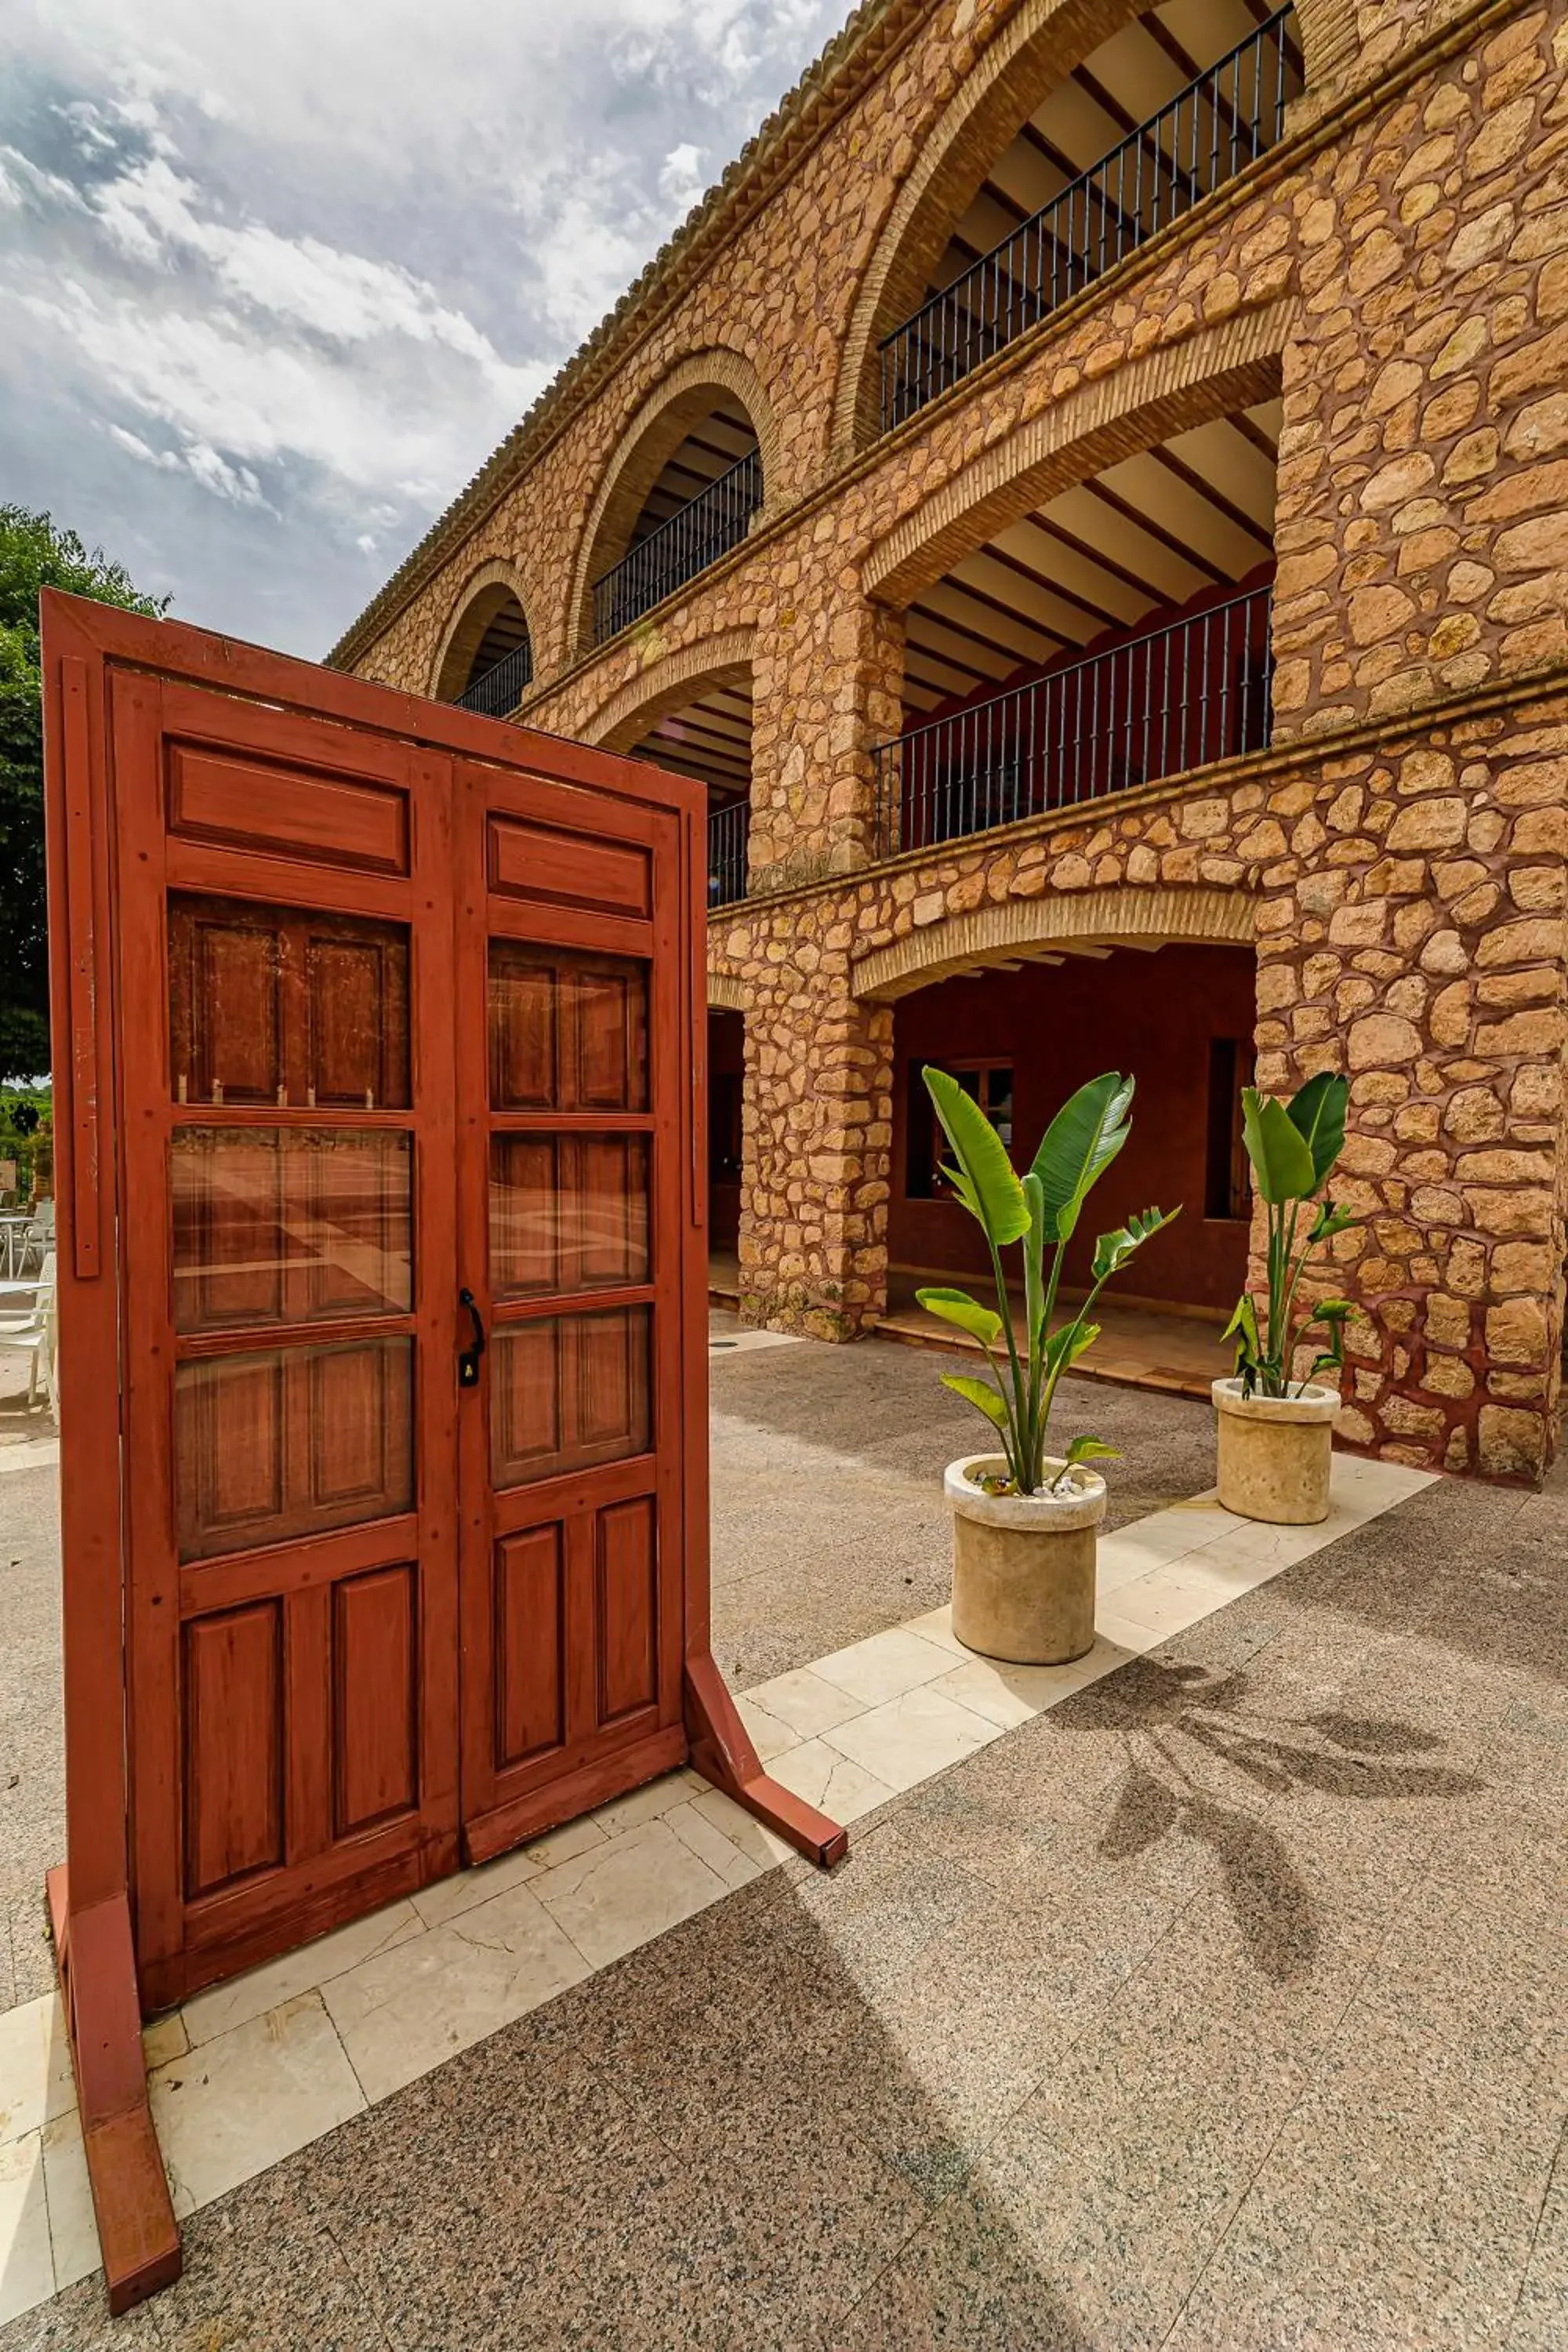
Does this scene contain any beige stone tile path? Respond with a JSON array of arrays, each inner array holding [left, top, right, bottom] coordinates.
[[0, 1453, 1432, 2323]]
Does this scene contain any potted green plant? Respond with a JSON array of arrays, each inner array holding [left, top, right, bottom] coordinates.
[[1215, 1072, 1354, 1526], [918, 1067, 1178, 1664]]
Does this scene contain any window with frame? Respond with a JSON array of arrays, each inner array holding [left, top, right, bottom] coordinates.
[[906, 1059, 1014, 1200]]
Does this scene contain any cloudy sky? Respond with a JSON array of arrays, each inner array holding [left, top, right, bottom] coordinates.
[[0, 0, 851, 658]]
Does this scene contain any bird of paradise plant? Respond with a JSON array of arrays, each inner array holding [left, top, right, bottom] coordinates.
[[1223, 1071, 1355, 1399], [917, 1067, 1178, 1497]]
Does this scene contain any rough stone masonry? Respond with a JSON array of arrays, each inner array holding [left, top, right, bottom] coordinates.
[[332, 0, 1568, 1482]]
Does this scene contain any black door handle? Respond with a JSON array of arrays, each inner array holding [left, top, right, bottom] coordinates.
[[458, 1287, 486, 1389]]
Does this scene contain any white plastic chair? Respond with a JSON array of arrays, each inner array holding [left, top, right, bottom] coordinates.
[[0, 1250, 56, 1412], [16, 1200, 54, 1279]]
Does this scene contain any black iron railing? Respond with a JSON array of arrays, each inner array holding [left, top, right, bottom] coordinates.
[[708, 800, 750, 908], [880, 8, 1294, 431], [593, 449, 763, 644], [873, 585, 1273, 859], [456, 640, 533, 717]]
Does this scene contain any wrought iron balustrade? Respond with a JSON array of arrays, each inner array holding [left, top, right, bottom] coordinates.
[[880, 7, 1294, 431], [456, 640, 534, 717], [873, 584, 1273, 861], [593, 449, 763, 645], [707, 799, 750, 908]]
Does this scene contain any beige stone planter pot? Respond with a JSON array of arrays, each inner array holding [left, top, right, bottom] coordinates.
[[944, 1454, 1107, 1666], [1212, 1378, 1338, 1526]]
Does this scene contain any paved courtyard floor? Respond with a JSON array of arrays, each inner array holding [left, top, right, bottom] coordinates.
[[0, 1320, 1563, 2347]]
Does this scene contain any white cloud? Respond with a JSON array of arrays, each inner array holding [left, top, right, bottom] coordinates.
[[0, 0, 852, 652]]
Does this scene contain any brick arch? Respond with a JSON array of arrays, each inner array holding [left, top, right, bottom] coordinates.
[[832, 0, 1321, 459], [707, 971, 751, 1012], [581, 628, 757, 755], [430, 557, 536, 702], [862, 299, 1295, 613], [852, 884, 1254, 1001], [568, 351, 780, 662]]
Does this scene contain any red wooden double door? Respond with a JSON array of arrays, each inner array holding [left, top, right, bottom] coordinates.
[[96, 634, 702, 2010]]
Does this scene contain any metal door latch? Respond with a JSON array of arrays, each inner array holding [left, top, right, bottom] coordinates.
[[458, 1287, 486, 1388]]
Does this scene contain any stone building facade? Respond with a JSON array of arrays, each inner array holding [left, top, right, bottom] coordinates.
[[332, 0, 1568, 1483]]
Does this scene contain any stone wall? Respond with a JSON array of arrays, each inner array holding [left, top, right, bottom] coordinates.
[[336, 0, 1568, 1481], [710, 686, 1568, 1482]]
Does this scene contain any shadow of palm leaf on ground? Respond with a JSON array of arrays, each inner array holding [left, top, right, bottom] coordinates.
[[1094, 1659, 1483, 1981]]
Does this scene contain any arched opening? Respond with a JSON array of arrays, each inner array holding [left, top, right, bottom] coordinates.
[[434, 579, 534, 716], [619, 665, 755, 909], [586, 390, 763, 648], [880, 939, 1258, 1389], [874, 394, 1280, 858], [844, 1, 1303, 447]]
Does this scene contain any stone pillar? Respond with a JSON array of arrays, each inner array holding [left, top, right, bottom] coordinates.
[[731, 902, 892, 1338], [1251, 707, 1568, 1482], [747, 588, 906, 894]]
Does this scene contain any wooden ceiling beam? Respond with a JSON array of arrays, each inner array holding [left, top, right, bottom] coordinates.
[[1078, 478, 1228, 587], [1144, 442, 1275, 553], [981, 538, 1123, 633]]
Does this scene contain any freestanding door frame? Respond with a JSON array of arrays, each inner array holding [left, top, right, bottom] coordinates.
[[40, 590, 845, 2316]]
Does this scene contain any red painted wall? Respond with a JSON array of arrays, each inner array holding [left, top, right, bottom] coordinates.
[[889, 943, 1256, 1314]]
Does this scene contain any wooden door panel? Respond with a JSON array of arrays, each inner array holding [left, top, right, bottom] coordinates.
[[488, 942, 648, 1112], [597, 1497, 659, 1726], [167, 741, 410, 875], [488, 1135, 649, 1298], [332, 1565, 419, 1837], [457, 769, 688, 1857], [182, 1604, 285, 1900], [494, 1524, 568, 1769], [105, 665, 461, 2007], [488, 815, 652, 919]]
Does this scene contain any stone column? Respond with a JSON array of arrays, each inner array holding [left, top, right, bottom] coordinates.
[[747, 586, 906, 894], [728, 898, 892, 1339]]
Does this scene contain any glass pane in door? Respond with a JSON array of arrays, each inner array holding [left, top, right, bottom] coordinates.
[[488, 945, 648, 1111], [488, 1135, 648, 1299], [169, 894, 410, 1109], [489, 1307, 652, 1489], [175, 1335, 415, 1561], [172, 1128, 412, 1331]]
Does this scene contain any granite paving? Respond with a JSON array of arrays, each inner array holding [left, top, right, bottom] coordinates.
[[1, 1330, 1564, 2346]]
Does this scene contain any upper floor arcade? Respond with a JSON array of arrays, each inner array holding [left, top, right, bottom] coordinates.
[[349, 1, 1340, 711], [339, 0, 1566, 904]]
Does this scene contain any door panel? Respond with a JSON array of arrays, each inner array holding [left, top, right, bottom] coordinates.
[[456, 768, 688, 1857], [112, 669, 462, 2007]]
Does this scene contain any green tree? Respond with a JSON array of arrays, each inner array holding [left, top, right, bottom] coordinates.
[[0, 508, 169, 1081]]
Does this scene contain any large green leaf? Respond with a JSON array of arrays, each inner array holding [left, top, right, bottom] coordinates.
[[939, 1373, 1010, 1431], [1029, 1072, 1134, 1241], [1090, 1203, 1180, 1283], [924, 1067, 1028, 1243], [1240, 1088, 1316, 1204], [1021, 1171, 1046, 1354], [1287, 1072, 1348, 1188], [1045, 1318, 1100, 1374], [1308, 1199, 1356, 1247], [916, 1287, 1004, 1348]]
